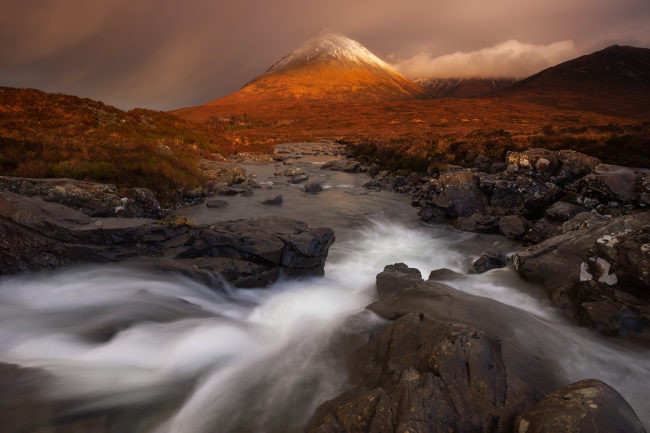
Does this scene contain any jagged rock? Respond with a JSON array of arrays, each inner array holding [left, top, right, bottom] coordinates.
[[513, 211, 650, 341], [456, 213, 499, 232], [306, 311, 557, 433], [545, 201, 585, 221], [506, 148, 600, 185], [304, 183, 323, 194], [205, 199, 228, 208], [499, 215, 527, 239], [416, 170, 487, 218], [578, 164, 650, 208], [262, 195, 283, 205], [0, 176, 161, 218], [375, 263, 423, 300], [524, 217, 562, 244], [470, 250, 506, 273], [514, 379, 646, 433], [0, 191, 334, 287]]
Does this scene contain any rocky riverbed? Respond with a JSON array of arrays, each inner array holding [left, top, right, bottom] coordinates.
[[0, 141, 648, 433]]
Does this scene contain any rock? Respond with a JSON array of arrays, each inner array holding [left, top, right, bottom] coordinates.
[[0, 191, 334, 287], [320, 159, 362, 172], [514, 379, 646, 433], [306, 312, 557, 433], [545, 201, 585, 221], [513, 211, 650, 340], [198, 160, 246, 184], [304, 183, 323, 194], [275, 168, 300, 177], [375, 263, 423, 300], [0, 176, 162, 218], [456, 213, 499, 232], [470, 250, 506, 273], [506, 149, 600, 185], [554, 150, 601, 185], [507, 148, 559, 175], [262, 195, 283, 205], [578, 164, 650, 208], [416, 170, 487, 218], [499, 215, 527, 239], [524, 217, 562, 244], [290, 174, 309, 184], [205, 199, 228, 208]]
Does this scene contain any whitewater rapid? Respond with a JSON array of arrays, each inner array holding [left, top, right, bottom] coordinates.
[[0, 154, 648, 432]]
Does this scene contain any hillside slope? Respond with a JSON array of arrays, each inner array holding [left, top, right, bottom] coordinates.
[[0, 87, 233, 204]]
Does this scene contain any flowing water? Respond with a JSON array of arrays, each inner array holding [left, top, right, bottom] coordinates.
[[0, 150, 648, 432]]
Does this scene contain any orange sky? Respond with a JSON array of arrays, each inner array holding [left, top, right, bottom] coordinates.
[[1, 0, 649, 110]]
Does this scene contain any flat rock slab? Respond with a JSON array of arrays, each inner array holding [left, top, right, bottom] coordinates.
[[0, 191, 334, 288]]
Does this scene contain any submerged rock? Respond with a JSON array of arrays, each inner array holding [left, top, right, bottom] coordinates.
[[262, 195, 283, 205], [470, 250, 506, 273], [304, 183, 323, 194]]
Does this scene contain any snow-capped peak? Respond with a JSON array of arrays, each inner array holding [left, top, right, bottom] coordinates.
[[265, 30, 393, 74]]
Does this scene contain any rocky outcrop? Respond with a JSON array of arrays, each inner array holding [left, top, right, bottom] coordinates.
[[305, 264, 646, 433], [513, 211, 650, 340], [0, 176, 161, 218], [306, 264, 561, 433], [578, 164, 650, 209], [0, 190, 334, 288], [514, 379, 647, 433], [198, 159, 246, 185]]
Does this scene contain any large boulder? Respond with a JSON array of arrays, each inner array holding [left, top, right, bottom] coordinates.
[[417, 170, 487, 219], [305, 312, 557, 433], [513, 211, 650, 340], [375, 263, 423, 300], [514, 379, 646, 433], [0, 176, 161, 218], [506, 148, 600, 185], [578, 164, 650, 209], [0, 191, 334, 288]]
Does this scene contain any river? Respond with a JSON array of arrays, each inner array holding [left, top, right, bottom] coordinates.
[[0, 145, 648, 432]]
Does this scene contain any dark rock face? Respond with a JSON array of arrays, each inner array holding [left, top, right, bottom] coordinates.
[[291, 174, 310, 184], [375, 263, 423, 300], [262, 195, 283, 205], [306, 313, 553, 433], [499, 215, 527, 239], [514, 379, 647, 433], [305, 183, 323, 194], [578, 164, 650, 208], [470, 250, 506, 273], [0, 191, 334, 288], [417, 170, 487, 218], [320, 159, 366, 173], [0, 176, 161, 218], [513, 211, 650, 341]]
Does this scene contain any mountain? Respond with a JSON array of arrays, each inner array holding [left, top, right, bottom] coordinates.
[[415, 77, 518, 98], [175, 31, 428, 120], [0, 86, 234, 203], [501, 45, 650, 117]]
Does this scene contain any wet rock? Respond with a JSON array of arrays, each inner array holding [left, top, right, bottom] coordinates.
[[306, 312, 557, 433], [290, 174, 310, 184], [205, 199, 228, 208], [524, 217, 562, 244], [578, 164, 650, 208], [514, 379, 646, 433], [513, 211, 650, 341], [545, 201, 585, 221], [470, 250, 506, 273], [375, 263, 423, 300], [499, 215, 527, 239], [304, 183, 323, 194], [321, 159, 363, 173], [0, 191, 334, 287], [262, 195, 283, 205], [417, 170, 487, 218], [456, 213, 499, 232], [0, 176, 162, 218]]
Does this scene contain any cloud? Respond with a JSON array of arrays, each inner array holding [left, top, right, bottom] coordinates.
[[391, 39, 577, 79]]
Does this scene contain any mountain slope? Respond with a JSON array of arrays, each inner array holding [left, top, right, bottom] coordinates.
[[501, 45, 650, 117], [0, 87, 233, 203], [174, 31, 429, 122], [416, 77, 518, 98]]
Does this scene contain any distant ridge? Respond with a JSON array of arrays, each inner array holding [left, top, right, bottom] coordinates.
[[415, 77, 518, 98], [174, 31, 429, 121], [501, 45, 650, 117]]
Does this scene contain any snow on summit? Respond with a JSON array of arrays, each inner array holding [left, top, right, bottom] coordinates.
[[266, 30, 393, 74]]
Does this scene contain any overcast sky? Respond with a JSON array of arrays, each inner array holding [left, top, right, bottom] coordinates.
[[1, 0, 649, 110]]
